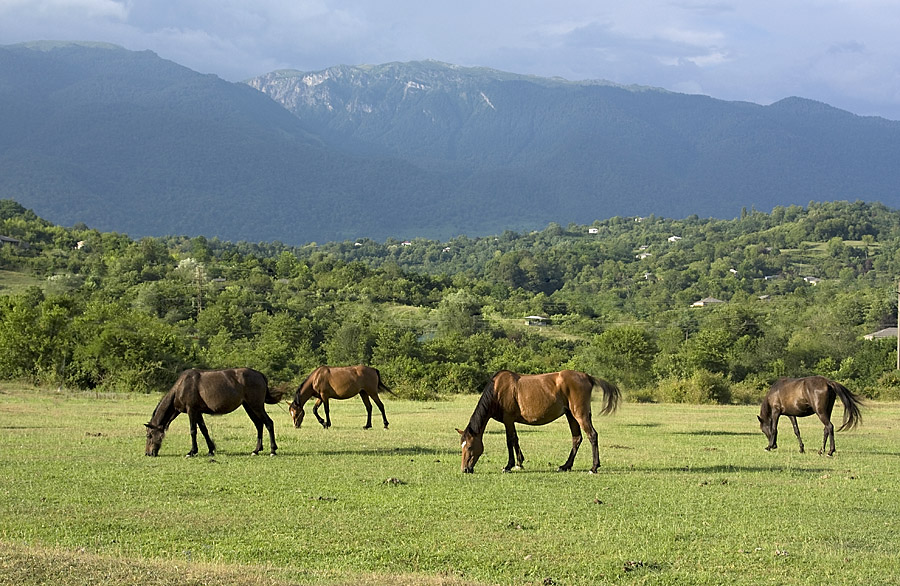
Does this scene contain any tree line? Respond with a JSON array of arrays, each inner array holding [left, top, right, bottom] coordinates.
[[2, 198, 899, 403]]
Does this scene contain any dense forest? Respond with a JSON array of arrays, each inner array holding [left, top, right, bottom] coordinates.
[[2, 198, 900, 403]]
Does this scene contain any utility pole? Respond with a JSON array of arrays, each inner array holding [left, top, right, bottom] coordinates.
[[196, 264, 206, 313]]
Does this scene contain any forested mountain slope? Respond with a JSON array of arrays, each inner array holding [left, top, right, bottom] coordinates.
[[2, 43, 900, 245]]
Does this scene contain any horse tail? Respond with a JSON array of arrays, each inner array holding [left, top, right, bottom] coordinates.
[[265, 386, 286, 404], [373, 367, 395, 396], [829, 379, 863, 431], [588, 375, 622, 416], [259, 372, 285, 404]]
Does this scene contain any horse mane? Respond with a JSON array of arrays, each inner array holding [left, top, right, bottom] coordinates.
[[465, 373, 504, 436], [292, 372, 314, 405], [148, 387, 177, 429]]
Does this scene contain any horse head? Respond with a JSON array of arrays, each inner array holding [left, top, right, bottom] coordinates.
[[456, 428, 484, 473], [289, 401, 305, 428], [757, 414, 776, 450], [144, 422, 166, 457]]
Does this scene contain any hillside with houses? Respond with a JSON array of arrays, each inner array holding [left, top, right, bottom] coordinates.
[[3, 198, 900, 403]]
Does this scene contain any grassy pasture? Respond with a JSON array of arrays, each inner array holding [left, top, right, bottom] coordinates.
[[1, 386, 898, 585]]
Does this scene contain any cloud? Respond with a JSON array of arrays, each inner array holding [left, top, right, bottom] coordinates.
[[0, 0, 128, 20], [1, 0, 899, 119]]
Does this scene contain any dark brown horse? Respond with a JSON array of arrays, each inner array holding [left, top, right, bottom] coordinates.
[[758, 375, 862, 456], [145, 368, 284, 457], [456, 370, 621, 474], [289, 365, 392, 429]]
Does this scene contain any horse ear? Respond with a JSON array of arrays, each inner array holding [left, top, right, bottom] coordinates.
[[144, 423, 152, 429], [756, 416, 762, 423], [455, 428, 464, 435]]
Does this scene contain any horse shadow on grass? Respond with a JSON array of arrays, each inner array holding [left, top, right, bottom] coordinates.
[[674, 430, 758, 437], [656, 464, 831, 474], [288, 445, 458, 458]]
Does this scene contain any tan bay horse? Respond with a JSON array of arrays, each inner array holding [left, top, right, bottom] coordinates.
[[456, 370, 621, 474], [289, 365, 392, 429], [145, 368, 283, 457], [758, 375, 862, 456]]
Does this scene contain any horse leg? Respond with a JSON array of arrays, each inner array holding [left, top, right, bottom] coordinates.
[[370, 393, 390, 429], [558, 411, 582, 472], [360, 393, 374, 429], [188, 412, 215, 457], [186, 413, 200, 457], [788, 415, 804, 453], [263, 410, 277, 455], [312, 397, 328, 428], [583, 418, 600, 474], [502, 422, 523, 472], [818, 414, 836, 456], [244, 404, 277, 456], [242, 405, 265, 455], [765, 413, 780, 451]]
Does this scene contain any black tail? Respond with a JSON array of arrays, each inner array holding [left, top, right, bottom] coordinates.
[[589, 375, 622, 416], [829, 380, 862, 431], [262, 373, 285, 404], [375, 368, 395, 396]]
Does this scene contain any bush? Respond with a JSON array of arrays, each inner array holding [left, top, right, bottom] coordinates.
[[872, 371, 900, 401], [654, 370, 732, 404], [730, 374, 771, 405]]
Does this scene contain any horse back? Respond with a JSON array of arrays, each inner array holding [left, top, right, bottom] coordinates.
[[765, 376, 832, 417], [314, 365, 377, 399], [494, 370, 587, 425], [175, 368, 265, 414]]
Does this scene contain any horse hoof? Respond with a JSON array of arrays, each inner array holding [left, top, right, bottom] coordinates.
[[588, 470, 598, 475], [269, 452, 277, 457], [185, 453, 196, 458], [556, 466, 572, 472]]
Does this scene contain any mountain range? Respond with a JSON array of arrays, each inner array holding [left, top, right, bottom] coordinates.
[[2, 41, 899, 245]]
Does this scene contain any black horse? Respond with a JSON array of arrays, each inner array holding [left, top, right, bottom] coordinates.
[[145, 368, 283, 457], [758, 375, 862, 456]]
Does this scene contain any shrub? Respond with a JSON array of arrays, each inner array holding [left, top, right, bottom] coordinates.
[[654, 370, 732, 404], [873, 371, 900, 401]]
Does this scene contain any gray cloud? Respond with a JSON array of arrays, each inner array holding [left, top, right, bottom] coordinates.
[[1, 0, 899, 119]]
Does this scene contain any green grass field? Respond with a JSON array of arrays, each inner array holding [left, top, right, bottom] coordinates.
[[1, 386, 898, 585]]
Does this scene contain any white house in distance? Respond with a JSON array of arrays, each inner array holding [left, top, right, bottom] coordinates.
[[668, 235, 682, 242], [524, 315, 549, 326], [863, 327, 897, 340], [691, 297, 724, 308]]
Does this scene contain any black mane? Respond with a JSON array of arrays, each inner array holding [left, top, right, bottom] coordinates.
[[292, 373, 314, 405], [464, 375, 502, 436]]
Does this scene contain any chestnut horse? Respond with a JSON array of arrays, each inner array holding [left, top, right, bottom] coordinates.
[[758, 375, 862, 456], [289, 365, 392, 429], [145, 368, 283, 457], [456, 370, 621, 474]]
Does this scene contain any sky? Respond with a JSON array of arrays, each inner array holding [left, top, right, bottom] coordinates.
[[2, 0, 900, 120]]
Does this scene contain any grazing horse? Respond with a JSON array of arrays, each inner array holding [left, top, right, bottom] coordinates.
[[758, 375, 862, 456], [289, 365, 392, 429], [145, 368, 283, 457], [456, 370, 621, 474]]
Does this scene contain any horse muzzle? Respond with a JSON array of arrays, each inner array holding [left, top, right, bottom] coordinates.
[[462, 466, 474, 474]]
